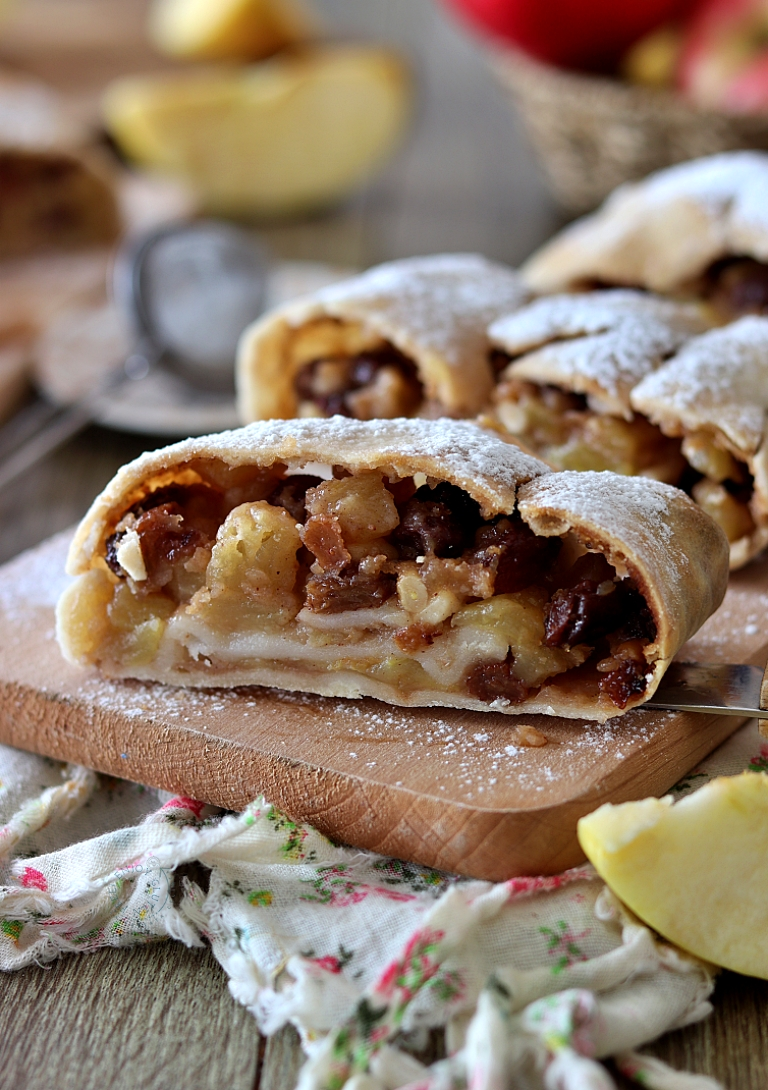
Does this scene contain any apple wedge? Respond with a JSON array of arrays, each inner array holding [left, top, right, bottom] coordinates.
[[578, 773, 768, 978], [102, 48, 411, 217], [148, 0, 313, 62]]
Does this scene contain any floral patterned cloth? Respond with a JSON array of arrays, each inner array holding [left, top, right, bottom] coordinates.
[[2, 719, 761, 1090]]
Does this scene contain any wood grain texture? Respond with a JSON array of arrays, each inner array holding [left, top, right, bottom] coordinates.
[[0, 531, 765, 882], [0, 0, 765, 1083], [0, 943, 261, 1090], [261, 1027, 306, 1090]]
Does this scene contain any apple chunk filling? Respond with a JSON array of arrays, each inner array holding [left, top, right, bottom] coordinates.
[[493, 377, 756, 546], [94, 463, 658, 709], [294, 343, 423, 420], [493, 377, 685, 479]]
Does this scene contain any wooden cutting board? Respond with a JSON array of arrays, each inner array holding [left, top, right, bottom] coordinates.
[[0, 530, 766, 881]]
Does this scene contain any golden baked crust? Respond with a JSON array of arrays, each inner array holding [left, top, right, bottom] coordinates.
[[489, 290, 708, 419], [521, 152, 768, 295], [487, 293, 762, 567], [518, 472, 727, 691], [58, 417, 729, 722], [236, 253, 528, 422], [66, 417, 549, 573], [632, 316, 768, 568]]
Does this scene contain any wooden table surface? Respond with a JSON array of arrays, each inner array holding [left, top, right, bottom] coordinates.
[[0, 2, 766, 1088]]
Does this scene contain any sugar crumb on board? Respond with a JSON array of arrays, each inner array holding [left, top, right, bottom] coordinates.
[[63, 670, 674, 804]]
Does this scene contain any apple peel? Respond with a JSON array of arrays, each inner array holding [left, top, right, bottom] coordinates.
[[578, 772, 768, 978]]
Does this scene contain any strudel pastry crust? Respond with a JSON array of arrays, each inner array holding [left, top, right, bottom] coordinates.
[[488, 293, 762, 567], [489, 290, 707, 419], [632, 316, 768, 569], [236, 254, 527, 423], [487, 290, 706, 481], [521, 153, 768, 319], [57, 418, 728, 722]]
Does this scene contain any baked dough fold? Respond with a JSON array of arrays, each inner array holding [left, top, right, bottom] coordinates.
[[489, 290, 707, 419], [57, 417, 728, 722], [521, 152, 768, 318], [487, 289, 705, 483], [236, 253, 527, 423], [488, 290, 767, 568], [631, 316, 768, 569]]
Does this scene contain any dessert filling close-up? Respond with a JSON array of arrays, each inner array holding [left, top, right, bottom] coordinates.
[[492, 372, 757, 547], [292, 334, 424, 419], [60, 459, 659, 713], [491, 374, 687, 479]]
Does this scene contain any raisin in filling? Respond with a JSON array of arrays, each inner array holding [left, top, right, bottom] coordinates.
[[108, 503, 208, 592], [118, 483, 227, 533], [466, 653, 529, 704], [305, 565, 397, 613], [544, 579, 649, 649], [472, 515, 561, 594], [102, 468, 657, 709], [598, 657, 648, 709], [391, 482, 481, 559], [302, 513, 352, 576], [267, 475, 323, 522], [106, 484, 227, 592], [705, 257, 768, 319], [294, 346, 422, 419]]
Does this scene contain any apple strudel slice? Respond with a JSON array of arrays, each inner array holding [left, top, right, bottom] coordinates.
[[520, 152, 768, 322], [631, 316, 768, 570], [236, 253, 527, 423], [56, 418, 728, 722], [488, 291, 768, 567], [487, 289, 707, 479]]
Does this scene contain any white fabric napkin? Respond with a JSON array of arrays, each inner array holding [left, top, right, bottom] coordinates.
[[2, 714, 759, 1090]]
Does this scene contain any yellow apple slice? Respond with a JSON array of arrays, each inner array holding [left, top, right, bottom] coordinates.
[[148, 0, 313, 62], [102, 48, 411, 217], [577, 773, 768, 978]]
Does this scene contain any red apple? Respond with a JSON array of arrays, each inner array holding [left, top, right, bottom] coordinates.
[[723, 50, 768, 109], [678, 0, 768, 111], [441, 0, 699, 70]]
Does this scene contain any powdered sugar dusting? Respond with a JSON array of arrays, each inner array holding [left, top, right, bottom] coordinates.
[[54, 673, 674, 805], [523, 151, 768, 291], [117, 416, 549, 490], [490, 290, 706, 410], [632, 151, 768, 238], [69, 418, 553, 571], [632, 315, 768, 455], [521, 471, 675, 549], [0, 529, 72, 619], [312, 253, 528, 370]]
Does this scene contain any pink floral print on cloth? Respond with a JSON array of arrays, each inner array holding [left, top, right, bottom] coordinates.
[[1, 718, 762, 1090]]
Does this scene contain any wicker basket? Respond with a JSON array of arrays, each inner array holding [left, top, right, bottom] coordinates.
[[494, 48, 768, 215]]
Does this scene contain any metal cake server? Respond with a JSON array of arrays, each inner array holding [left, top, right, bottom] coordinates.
[[645, 661, 768, 718]]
